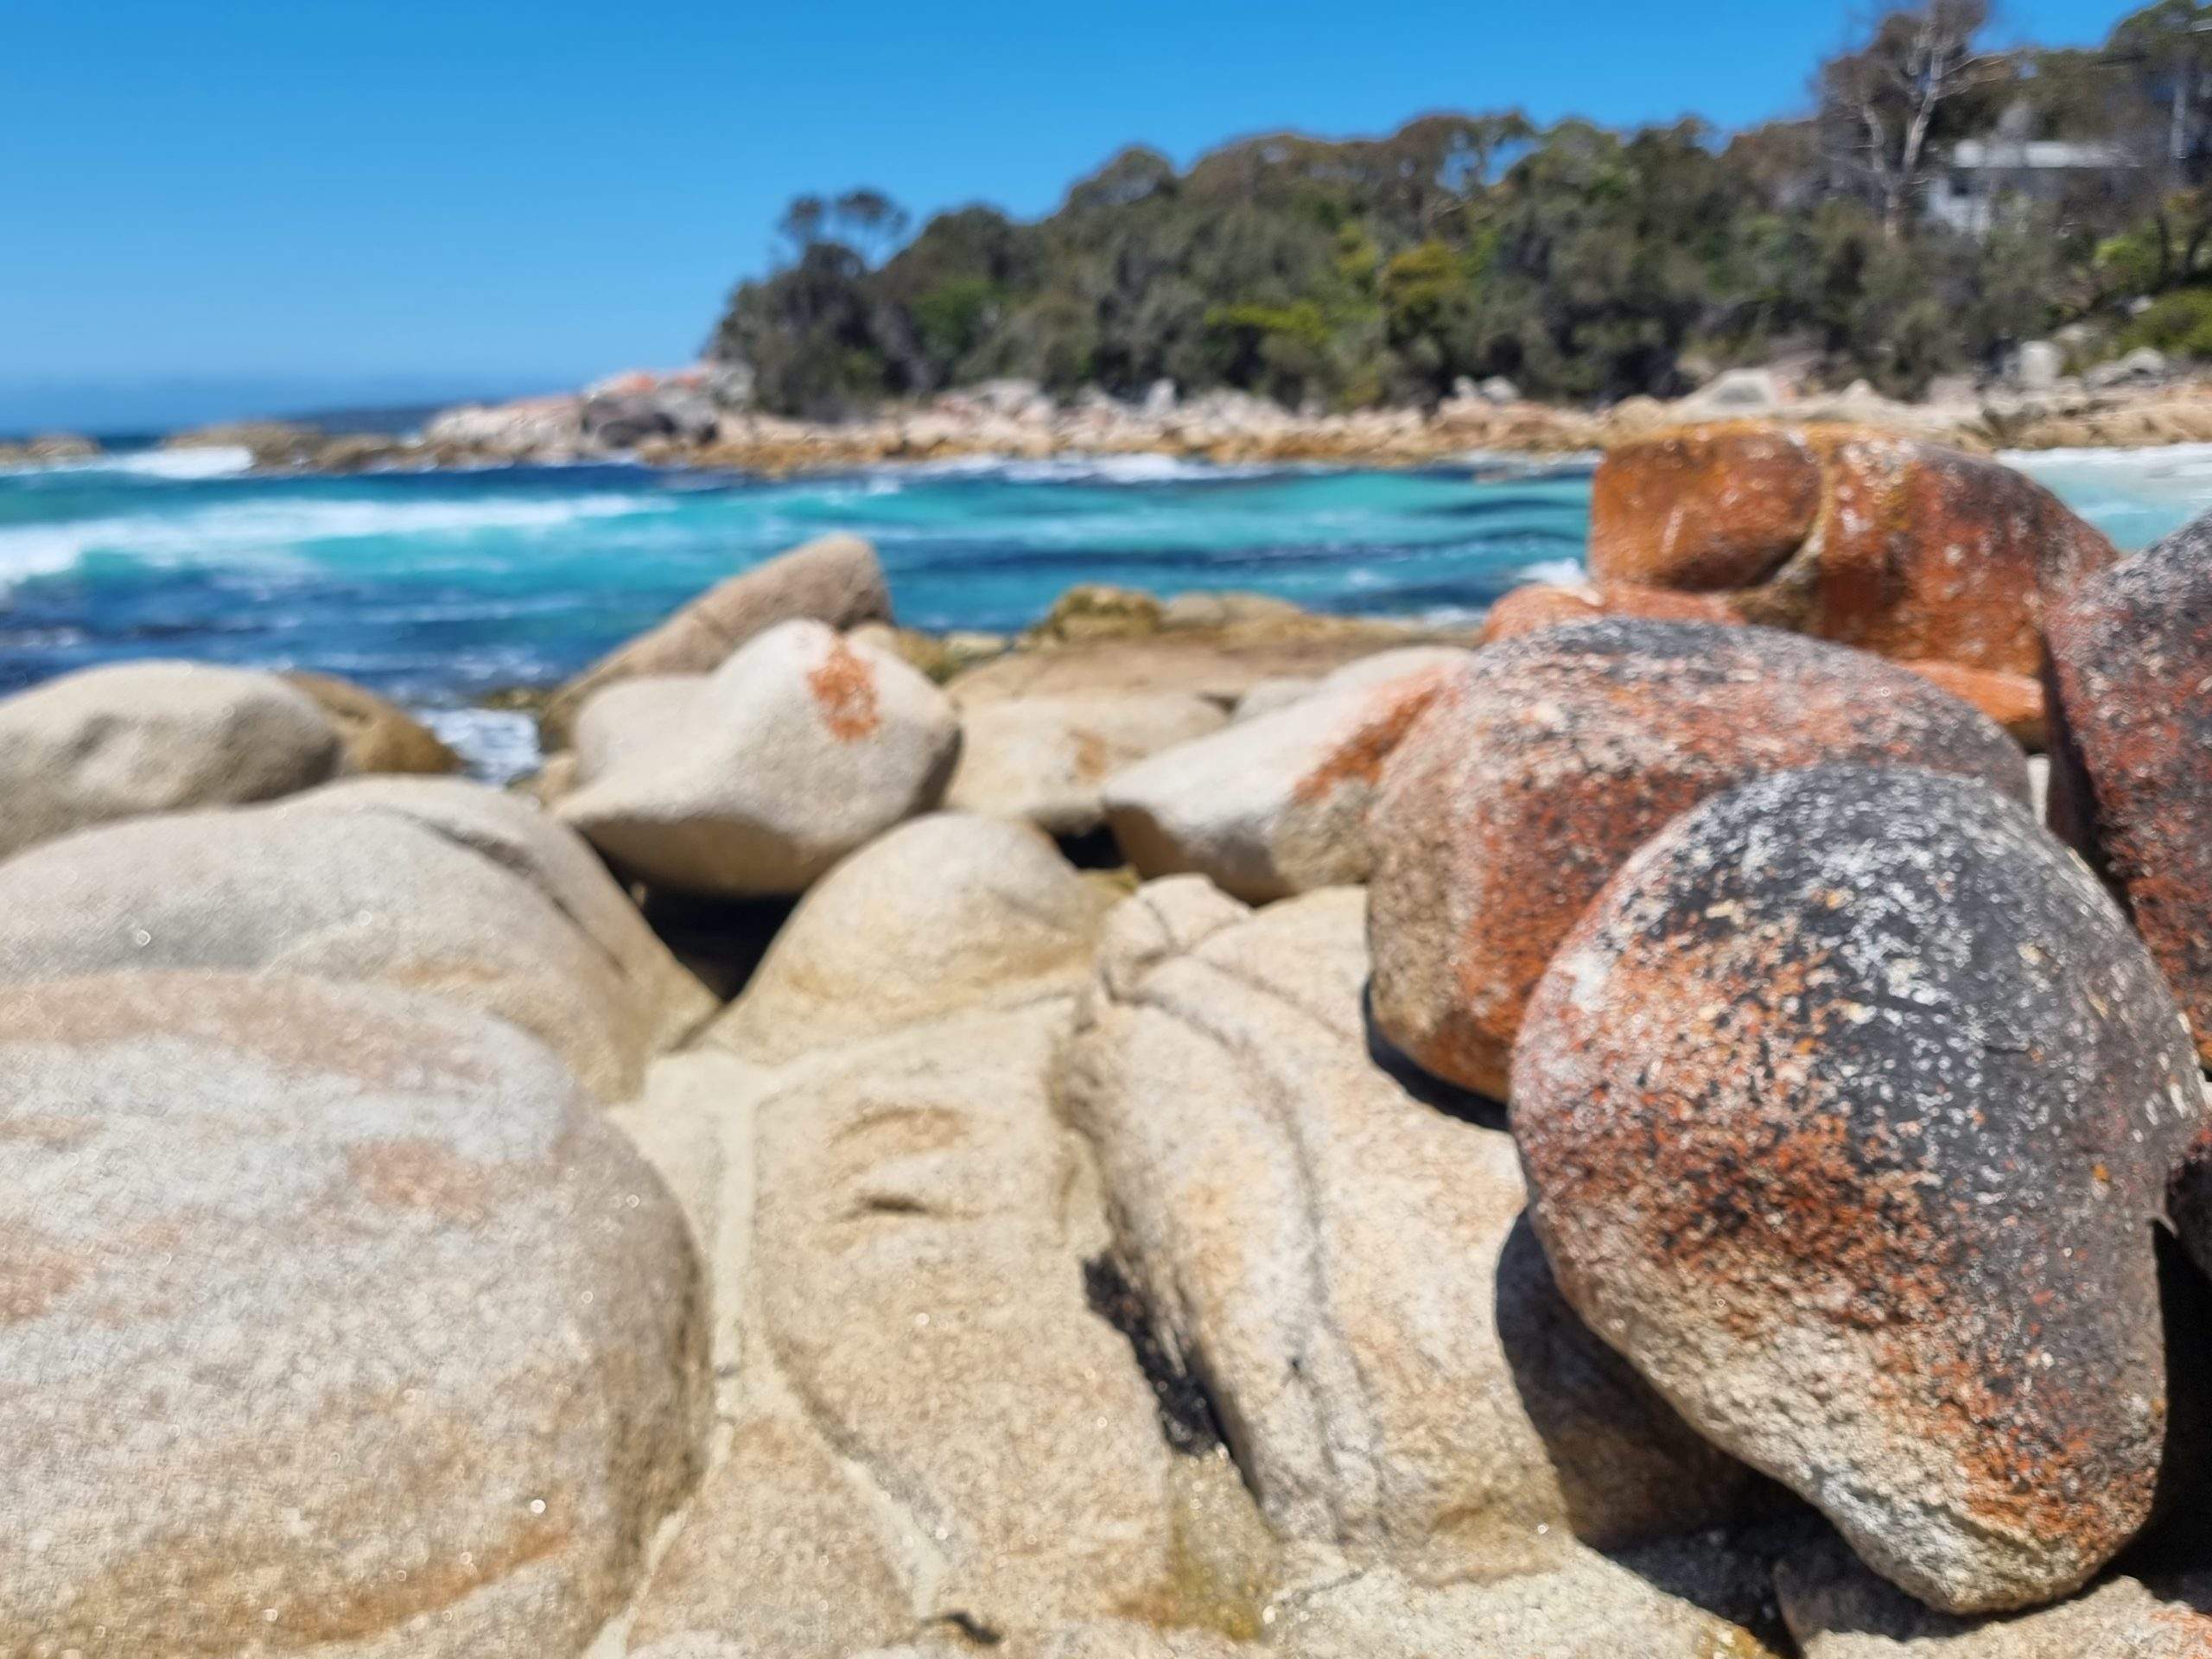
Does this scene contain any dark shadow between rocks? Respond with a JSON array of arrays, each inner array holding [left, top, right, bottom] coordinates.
[[1361, 978, 1510, 1132], [636, 886, 799, 1002], [1493, 1213, 1789, 1554], [2115, 1224, 2212, 1579], [1055, 824, 1129, 871], [1083, 1253, 1227, 1459]]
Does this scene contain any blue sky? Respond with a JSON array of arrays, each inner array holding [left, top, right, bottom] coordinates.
[[3, 0, 2133, 429]]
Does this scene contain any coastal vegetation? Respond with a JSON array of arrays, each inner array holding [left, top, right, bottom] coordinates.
[[709, 0, 2212, 414]]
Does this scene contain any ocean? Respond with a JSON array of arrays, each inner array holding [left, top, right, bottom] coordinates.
[[4, 442, 2209, 777]]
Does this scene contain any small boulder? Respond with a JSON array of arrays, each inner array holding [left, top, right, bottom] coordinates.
[[1103, 648, 1474, 903], [556, 620, 961, 897], [1059, 880, 1762, 1582], [0, 660, 342, 860], [704, 812, 1117, 1065], [945, 692, 1228, 836], [542, 534, 890, 744], [0, 972, 706, 1658], [282, 669, 462, 775], [1513, 767, 2206, 1614], [2044, 511, 2212, 1066], [1367, 620, 2031, 1100], [0, 779, 712, 1100]]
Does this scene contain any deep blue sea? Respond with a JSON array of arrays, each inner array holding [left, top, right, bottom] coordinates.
[[4, 442, 2209, 774]]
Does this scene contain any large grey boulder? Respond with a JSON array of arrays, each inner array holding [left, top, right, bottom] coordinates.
[[557, 620, 960, 897], [543, 534, 890, 743], [1058, 880, 1760, 1584], [0, 779, 712, 1100], [1514, 767, 2205, 1615], [0, 660, 342, 859], [945, 692, 1228, 836], [0, 971, 707, 1659], [1102, 648, 1472, 903], [705, 812, 1117, 1065]]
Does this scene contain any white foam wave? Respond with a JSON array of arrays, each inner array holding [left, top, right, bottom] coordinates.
[[416, 707, 542, 784], [888, 453, 1294, 484], [0, 491, 672, 591], [1512, 557, 1586, 588]]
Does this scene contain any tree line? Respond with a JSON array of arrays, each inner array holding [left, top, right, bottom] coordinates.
[[709, 1, 2212, 416]]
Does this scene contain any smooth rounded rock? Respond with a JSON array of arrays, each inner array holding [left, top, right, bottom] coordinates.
[[0, 660, 343, 859], [944, 692, 1228, 836], [557, 620, 961, 897], [1514, 766, 2207, 1615], [1368, 620, 2031, 1100], [0, 972, 707, 1658]]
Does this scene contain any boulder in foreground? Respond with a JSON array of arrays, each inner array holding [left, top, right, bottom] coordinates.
[[0, 972, 706, 1658], [945, 691, 1228, 836], [556, 620, 960, 897], [1059, 880, 1762, 1583], [2044, 509, 2212, 1068], [0, 660, 342, 860], [1515, 766, 2205, 1614], [1368, 620, 2030, 1100], [0, 777, 713, 1099], [541, 532, 890, 743]]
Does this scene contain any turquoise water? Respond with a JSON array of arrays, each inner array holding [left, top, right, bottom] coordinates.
[[3, 442, 2209, 768]]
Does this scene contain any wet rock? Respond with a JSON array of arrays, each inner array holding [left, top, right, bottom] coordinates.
[[704, 812, 1118, 1065], [0, 660, 343, 860], [945, 693, 1228, 836], [2044, 511, 2212, 1067], [282, 669, 462, 775], [1513, 766, 2206, 1614], [557, 620, 960, 897], [1589, 423, 2114, 678], [0, 779, 711, 1100], [1367, 620, 2031, 1100], [1103, 648, 1473, 902], [543, 534, 890, 743], [0, 972, 707, 1658], [1058, 880, 1762, 1583], [1777, 1529, 2212, 1656]]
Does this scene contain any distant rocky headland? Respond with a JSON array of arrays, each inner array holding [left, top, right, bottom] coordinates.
[[14, 349, 2212, 478]]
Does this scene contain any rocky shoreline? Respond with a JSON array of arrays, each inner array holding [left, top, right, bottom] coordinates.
[[16, 357, 2212, 477], [4, 419, 2212, 1657]]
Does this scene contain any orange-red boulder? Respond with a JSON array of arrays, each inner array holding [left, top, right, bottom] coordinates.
[[1560, 423, 2116, 746], [1477, 580, 1739, 644], [1366, 619, 2031, 1101], [2045, 512, 2212, 1067]]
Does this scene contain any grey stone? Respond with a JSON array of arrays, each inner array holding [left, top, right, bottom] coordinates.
[[1514, 766, 2206, 1614], [0, 660, 342, 860], [945, 693, 1228, 836], [0, 971, 707, 1658]]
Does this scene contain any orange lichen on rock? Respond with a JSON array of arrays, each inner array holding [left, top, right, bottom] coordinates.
[[805, 636, 882, 741], [1514, 766, 2205, 1617]]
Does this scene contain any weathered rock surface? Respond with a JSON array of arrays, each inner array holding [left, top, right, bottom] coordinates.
[[1059, 880, 1761, 1584], [1514, 766, 2206, 1614], [0, 660, 343, 859], [1368, 620, 2031, 1100], [282, 669, 462, 774], [1103, 649, 1473, 902], [705, 812, 1117, 1065], [0, 972, 707, 1658], [543, 533, 891, 743], [557, 620, 960, 897], [0, 779, 711, 1099], [945, 692, 1228, 835], [1777, 1530, 2212, 1656], [1589, 424, 2114, 676], [752, 1001, 1181, 1636], [570, 675, 706, 784], [2044, 511, 2212, 1067]]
